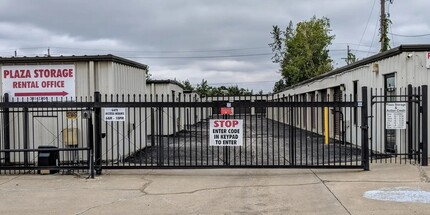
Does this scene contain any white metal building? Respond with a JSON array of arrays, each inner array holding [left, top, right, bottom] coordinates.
[[146, 79, 208, 135], [0, 55, 148, 163], [0, 54, 148, 97], [270, 44, 430, 157]]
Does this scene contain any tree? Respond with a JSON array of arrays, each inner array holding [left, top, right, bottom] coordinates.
[[270, 16, 335, 89], [196, 79, 211, 96], [195, 79, 253, 96], [182, 80, 194, 91], [273, 79, 287, 93], [145, 66, 152, 80]]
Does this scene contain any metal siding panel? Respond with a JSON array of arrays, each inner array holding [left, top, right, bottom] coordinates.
[[75, 62, 90, 97]]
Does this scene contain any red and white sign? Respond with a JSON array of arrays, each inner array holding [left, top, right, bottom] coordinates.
[[1, 65, 76, 101], [220, 107, 233, 115], [426, 52, 430, 69], [209, 119, 243, 146]]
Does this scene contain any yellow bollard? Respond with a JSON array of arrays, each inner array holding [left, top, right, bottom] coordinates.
[[324, 107, 329, 145]]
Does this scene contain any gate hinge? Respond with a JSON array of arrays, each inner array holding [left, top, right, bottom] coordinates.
[[360, 125, 369, 130], [419, 106, 423, 113], [419, 142, 423, 149]]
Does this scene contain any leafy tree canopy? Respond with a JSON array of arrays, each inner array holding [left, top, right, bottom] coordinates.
[[270, 16, 335, 91], [195, 79, 252, 96], [182, 80, 194, 91]]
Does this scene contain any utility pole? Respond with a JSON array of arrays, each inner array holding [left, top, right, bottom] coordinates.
[[380, 0, 393, 52], [47, 48, 50, 57], [341, 45, 356, 65], [380, 0, 386, 52]]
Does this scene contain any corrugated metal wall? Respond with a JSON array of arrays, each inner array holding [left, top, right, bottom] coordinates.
[[269, 51, 430, 156]]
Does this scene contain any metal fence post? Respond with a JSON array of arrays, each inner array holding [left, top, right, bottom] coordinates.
[[407, 84, 413, 159], [361, 87, 370, 170], [3, 93, 10, 165], [158, 107, 164, 166], [94, 92, 102, 175], [23, 107, 29, 167], [289, 97, 295, 167], [422, 85, 428, 166], [87, 108, 95, 179]]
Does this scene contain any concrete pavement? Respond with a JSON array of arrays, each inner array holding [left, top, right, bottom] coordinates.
[[1, 163, 430, 214]]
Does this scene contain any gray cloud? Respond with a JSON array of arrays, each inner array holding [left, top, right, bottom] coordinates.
[[0, 0, 428, 93]]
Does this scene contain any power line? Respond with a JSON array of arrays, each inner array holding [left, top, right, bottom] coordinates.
[[0, 46, 271, 54], [389, 32, 430, 37], [197, 80, 279, 86], [368, 17, 380, 56], [125, 53, 272, 59], [50, 46, 271, 53], [356, 0, 377, 55]]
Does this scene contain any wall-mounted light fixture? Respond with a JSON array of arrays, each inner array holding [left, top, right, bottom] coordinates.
[[340, 84, 346, 91], [372, 63, 379, 73]]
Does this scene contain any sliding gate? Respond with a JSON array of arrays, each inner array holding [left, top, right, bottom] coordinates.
[[1, 88, 374, 175], [97, 90, 369, 172]]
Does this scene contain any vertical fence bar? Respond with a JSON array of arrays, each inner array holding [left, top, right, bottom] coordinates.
[[94, 92, 102, 174], [158, 104, 164, 166], [23, 107, 29, 167], [422, 85, 428, 166], [87, 108, 94, 179], [408, 84, 413, 159], [3, 93, 10, 166], [289, 99, 295, 166], [361, 87, 370, 170]]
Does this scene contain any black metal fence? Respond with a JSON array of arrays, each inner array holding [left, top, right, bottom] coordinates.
[[9, 86, 430, 175], [369, 85, 428, 165], [95, 92, 367, 171], [0, 94, 94, 175]]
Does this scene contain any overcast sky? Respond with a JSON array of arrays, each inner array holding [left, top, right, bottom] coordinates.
[[0, 0, 429, 93]]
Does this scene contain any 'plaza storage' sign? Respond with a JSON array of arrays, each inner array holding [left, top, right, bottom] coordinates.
[[209, 119, 243, 146], [1, 65, 76, 101]]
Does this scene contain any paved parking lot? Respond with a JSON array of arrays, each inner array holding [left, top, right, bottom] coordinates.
[[127, 116, 362, 167], [1, 163, 430, 214]]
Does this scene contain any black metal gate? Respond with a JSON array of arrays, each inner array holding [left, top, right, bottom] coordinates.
[[93, 89, 369, 173], [8, 86, 424, 175], [0, 94, 94, 175], [369, 85, 428, 165]]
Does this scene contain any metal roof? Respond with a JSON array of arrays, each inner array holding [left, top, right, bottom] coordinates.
[[0, 54, 148, 70], [146, 79, 185, 89], [283, 44, 430, 91]]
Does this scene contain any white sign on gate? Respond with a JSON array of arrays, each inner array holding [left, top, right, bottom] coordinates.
[[1, 65, 76, 101], [386, 102, 407, 129], [209, 119, 243, 146], [104, 108, 126, 121]]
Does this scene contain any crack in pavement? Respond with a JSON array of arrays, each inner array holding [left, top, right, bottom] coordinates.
[[74, 193, 144, 215], [418, 165, 430, 183], [140, 177, 153, 195], [139, 180, 321, 196], [321, 180, 420, 183], [0, 175, 22, 186], [310, 169, 352, 215], [74, 179, 322, 214]]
